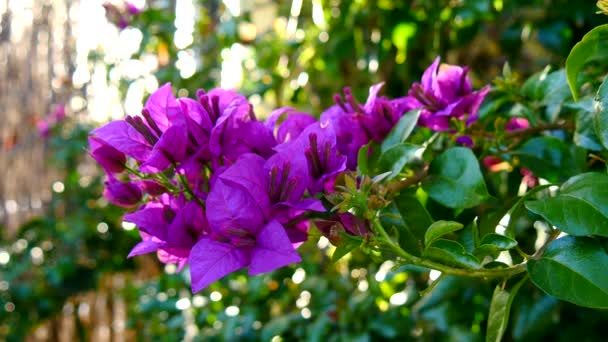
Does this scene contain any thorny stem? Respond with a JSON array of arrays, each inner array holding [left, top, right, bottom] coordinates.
[[370, 215, 528, 279]]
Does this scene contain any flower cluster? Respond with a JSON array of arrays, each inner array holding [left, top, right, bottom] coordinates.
[[89, 58, 488, 292], [103, 1, 142, 30]]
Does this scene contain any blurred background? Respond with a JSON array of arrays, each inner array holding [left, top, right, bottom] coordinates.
[[1, 0, 607, 341]]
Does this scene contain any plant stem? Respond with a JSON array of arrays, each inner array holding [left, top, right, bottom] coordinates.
[[370, 215, 527, 279], [387, 166, 429, 194]]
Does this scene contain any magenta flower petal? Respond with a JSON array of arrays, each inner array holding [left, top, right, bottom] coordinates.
[[88, 136, 126, 173], [144, 83, 179, 132], [103, 177, 142, 208], [140, 124, 188, 173], [266, 107, 317, 144], [506, 117, 530, 131], [249, 219, 302, 275], [218, 153, 271, 213], [167, 201, 208, 248], [408, 57, 490, 131], [206, 179, 266, 234], [189, 238, 250, 293], [124, 207, 171, 240], [128, 238, 164, 258], [92, 120, 151, 161]]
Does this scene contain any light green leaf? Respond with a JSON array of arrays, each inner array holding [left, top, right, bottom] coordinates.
[[424, 220, 464, 247], [422, 147, 490, 209], [331, 231, 363, 262], [381, 109, 421, 152], [527, 236, 608, 309], [566, 24, 608, 101], [423, 239, 481, 269], [474, 234, 518, 259], [486, 276, 528, 342], [377, 143, 420, 179], [525, 173, 608, 237], [357, 142, 381, 176]]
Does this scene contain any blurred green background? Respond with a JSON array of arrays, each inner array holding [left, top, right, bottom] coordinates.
[[1, 0, 607, 341]]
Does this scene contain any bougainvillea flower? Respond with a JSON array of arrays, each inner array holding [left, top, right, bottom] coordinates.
[[209, 102, 276, 164], [217, 153, 324, 242], [91, 83, 188, 173], [321, 84, 407, 170], [265, 107, 317, 144], [403, 57, 490, 131], [126, 2, 142, 15], [189, 176, 301, 292], [455, 135, 474, 147], [88, 136, 126, 174], [103, 177, 142, 208], [126, 197, 208, 270], [275, 122, 347, 194], [506, 117, 530, 131]]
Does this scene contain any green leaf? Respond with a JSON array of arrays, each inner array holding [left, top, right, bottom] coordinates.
[[595, 75, 608, 150], [380, 192, 431, 256], [514, 136, 581, 182], [424, 220, 464, 247], [527, 236, 608, 309], [474, 233, 518, 258], [525, 173, 608, 237], [505, 184, 554, 237], [568, 98, 603, 151], [422, 147, 490, 209], [486, 276, 528, 342], [357, 142, 381, 176], [381, 109, 421, 152], [423, 239, 481, 269], [566, 24, 608, 101], [331, 232, 363, 262], [542, 70, 571, 122], [377, 143, 420, 179]]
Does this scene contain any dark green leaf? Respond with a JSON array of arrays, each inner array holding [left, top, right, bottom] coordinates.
[[525, 173, 608, 237], [376, 143, 420, 179], [424, 239, 481, 269], [422, 147, 490, 209], [527, 236, 608, 309], [424, 220, 464, 247], [380, 192, 431, 256], [514, 136, 581, 182], [542, 70, 571, 122], [595, 75, 608, 150], [566, 24, 608, 101], [381, 109, 421, 152], [486, 276, 528, 342]]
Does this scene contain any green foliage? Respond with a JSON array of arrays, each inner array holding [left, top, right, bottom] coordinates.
[[527, 236, 608, 309], [526, 173, 608, 237], [486, 276, 527, 342], [5, 1, 608, 341], [566, 24, 608, 101], [422, 147, 490, 209], [424, 220, 464, 247]]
